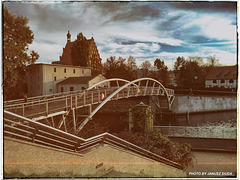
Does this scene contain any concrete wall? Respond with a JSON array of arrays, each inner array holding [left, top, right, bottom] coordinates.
[[4, 137, 186, 178], [172, 95, 237, 113]]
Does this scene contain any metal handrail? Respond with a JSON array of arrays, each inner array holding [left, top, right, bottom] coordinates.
[[4, 78, 132, 107], [5, 87, 173, 120], [5, 78, 174, 108], [4, 110, 85, 142], [4, 110, 183, 170]]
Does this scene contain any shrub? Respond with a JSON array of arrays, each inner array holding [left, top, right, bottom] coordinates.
[[114, 129, 193, 167]]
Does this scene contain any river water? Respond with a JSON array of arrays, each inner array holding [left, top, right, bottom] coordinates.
[[175, 110, 237, 127], [155, 110, 237, 139]]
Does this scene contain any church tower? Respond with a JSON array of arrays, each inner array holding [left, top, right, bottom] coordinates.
[[67, 30, 71, 43]]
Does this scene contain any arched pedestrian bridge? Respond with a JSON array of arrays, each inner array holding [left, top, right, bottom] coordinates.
[[4, 78, 175, 134]]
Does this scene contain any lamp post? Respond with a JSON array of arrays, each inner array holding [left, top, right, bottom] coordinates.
[[194, 76, 198, 94]]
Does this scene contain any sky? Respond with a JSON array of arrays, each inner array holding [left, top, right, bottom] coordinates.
[[3, 1, 237, 69]]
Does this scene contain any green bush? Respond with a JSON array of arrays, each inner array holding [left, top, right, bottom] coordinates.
[[130, 104, 153, 133], [114, 129, 193, 167]]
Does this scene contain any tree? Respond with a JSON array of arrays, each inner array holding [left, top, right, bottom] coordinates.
[[127, 56, 138, 80], [103, 56, 135, 81], [206, 56, 221, 67], [154, 58, 170, 86], [174, 56, 185, 73], [3, 8, 39, 100], [140, 60, 152, 77], [71, 33, 89, 67], [173, 56, 207, 88]]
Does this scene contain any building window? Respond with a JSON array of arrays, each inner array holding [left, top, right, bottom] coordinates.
[[73, 69, 75, 73], [54, 76, 56, 81], [64, 68, 66, 73], [82, 70, 84, 74], [213, 80, 217, 83], [61, 87, 64, 92], [70, 87, 74, 91], [221, 79, 225, 83], [230, 79, 234, 83], [54, 68, 56, 72], [38, 76, 40, 82]]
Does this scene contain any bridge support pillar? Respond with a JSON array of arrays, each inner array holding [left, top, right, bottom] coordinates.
[[129, 102, 154, 133]]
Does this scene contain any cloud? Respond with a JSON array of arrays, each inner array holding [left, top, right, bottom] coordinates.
[[170, 2, 236, 13], [92, 2, 161, 22], [29, 41, 62, 63], [3, 1, 237, 69]]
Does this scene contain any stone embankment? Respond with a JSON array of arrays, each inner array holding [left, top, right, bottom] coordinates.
[[171, 95, 237, 113]]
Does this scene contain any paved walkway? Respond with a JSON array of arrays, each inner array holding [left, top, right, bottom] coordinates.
[[186, 151, 237, 178]]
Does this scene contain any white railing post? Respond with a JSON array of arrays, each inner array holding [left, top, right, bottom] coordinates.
[[72, 108, 76, 134], [91, 92, 93, 104], [65, 97, 68, 108], [157, 85, 161, 95], [83, 92, 86, 106], [98, 90, 100, 103], [23, 104, 25, 117], [136, 81, 141, 96], [70, 95, 72, 109], [151, 82, 155, 95], [75, 94, 77, 108], [46, 101, 48, 115], [144, 80, 149, 96]]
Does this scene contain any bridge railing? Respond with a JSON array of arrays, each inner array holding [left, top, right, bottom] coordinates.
[[5, 86, 172, 119], [4, 110, 86, 151], [154, 126, 237, 139], [4, 110, 183, 170], [4, 89, 87, 106]]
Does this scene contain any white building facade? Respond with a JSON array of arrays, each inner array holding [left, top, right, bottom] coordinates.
[[205, 65, 237, 89], [27, 63, 91, 97], [57, 74, 108, 93]]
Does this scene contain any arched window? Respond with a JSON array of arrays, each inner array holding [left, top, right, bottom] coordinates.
[[221, 79, 225, 83], [213, 80, 217, 83], [229, 79, 234, 83]]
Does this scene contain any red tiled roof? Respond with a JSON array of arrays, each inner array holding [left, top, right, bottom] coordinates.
[[60, 42, 74, 65], [205, 65, 237, 80], [57, 38, 93, 65]]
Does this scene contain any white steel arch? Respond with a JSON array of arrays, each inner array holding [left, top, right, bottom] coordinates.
[[77, 78, 173, 133], [87, 78, 131, 90]]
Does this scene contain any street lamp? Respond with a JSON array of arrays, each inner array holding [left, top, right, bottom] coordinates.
[[194, 76, 198, 94]]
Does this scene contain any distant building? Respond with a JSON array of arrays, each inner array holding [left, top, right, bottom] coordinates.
[[27, 63, 91, 97], [205, 65, 238, 88], [57, 74, 108, 93], [52, 31, 102, 75]]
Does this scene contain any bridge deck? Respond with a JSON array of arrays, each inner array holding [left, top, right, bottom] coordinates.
[[5, 86, 174, 119]]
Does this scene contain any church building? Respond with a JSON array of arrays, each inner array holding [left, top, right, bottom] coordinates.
[[52, 31, 102, 75]]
